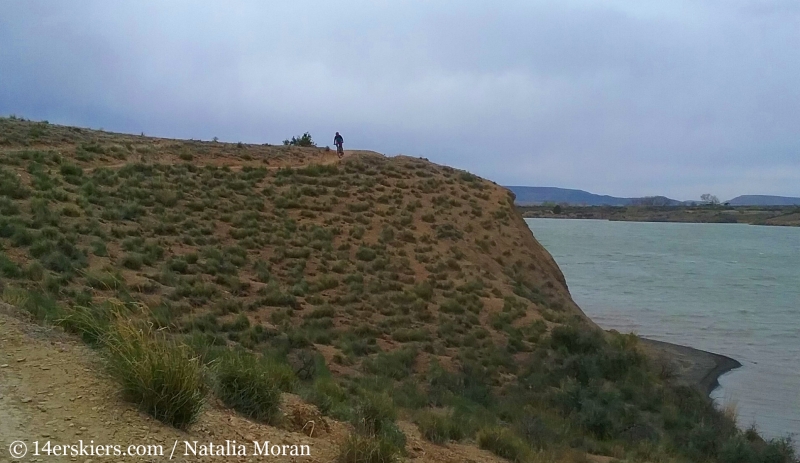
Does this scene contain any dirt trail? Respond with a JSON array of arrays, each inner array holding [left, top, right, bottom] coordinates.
[[0, 143, 361, 167]]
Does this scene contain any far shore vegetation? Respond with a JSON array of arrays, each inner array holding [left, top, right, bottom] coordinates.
[[518, 203, 800, 227]]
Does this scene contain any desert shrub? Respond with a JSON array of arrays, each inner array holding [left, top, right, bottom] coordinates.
[[253, 259, 271, 282], [103, 317, 207, 429], [23, 261, 45, 281], [759, 437, 797, 463], [60, 162, 83, 177], [412, 281, 434, 301], [391, 380, 428, 410], [213, 348, 294, 424], [362, 348, 417, 379], [549, 324, 604, 355], [514, 414, 557, 451], [306, 305, 335, 319], [310, 275, 339, 292], [122, 253, 144, 270], [0, 166, 30, 198], [11, 288, 63, 322], [356, 247, 377, 262], [577, 399, 615, 439], [220, 313, 250, 332], [414, 410, 466, 444], [84, 269, 125, 290], [439, 298, 464, 314], [353, 392, 395, 432], [0, 252, 21, 278], [60, 302, 119, 345], [336, 433, 400, 463], [288, 348, 327, 381], [0, 197, 19, 215], [477, 427, 531, 463], [719, 434, 758, 463], [351, 392, 406, 452], [390, 328, 430, 343], [255, 282, 298, 308], [283, 132, 315, 147], [302, 377, 350, 419], [183, 313, 219, 333]]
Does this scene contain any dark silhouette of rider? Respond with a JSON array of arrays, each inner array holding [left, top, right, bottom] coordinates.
[[333, 132, 344, 157]]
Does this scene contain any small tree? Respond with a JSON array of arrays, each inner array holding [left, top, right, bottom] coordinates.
[[282, 132, 316, 147], [700, 194, 720, 205], [552, 204, 563, 214]]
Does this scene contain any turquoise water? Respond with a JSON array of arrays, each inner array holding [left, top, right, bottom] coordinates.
[[526, 218, 800, 442]]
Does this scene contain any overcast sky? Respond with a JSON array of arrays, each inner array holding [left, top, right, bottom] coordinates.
[[2, 1, 799, 201]]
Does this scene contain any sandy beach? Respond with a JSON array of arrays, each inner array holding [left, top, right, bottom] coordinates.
[[639, 337, 742, 395]]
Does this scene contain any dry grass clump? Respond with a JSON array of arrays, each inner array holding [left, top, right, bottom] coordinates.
[[211, 348, 295, 425], [102, 312, 207, 429]]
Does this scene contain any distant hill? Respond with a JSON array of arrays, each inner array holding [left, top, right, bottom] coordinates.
[[726, 195, 800, 206], [506, 186, 684, 206]]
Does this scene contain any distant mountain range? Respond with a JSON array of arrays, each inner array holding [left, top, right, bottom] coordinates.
[[506, 186, 800, 207], [726, 195, 800, 206], [506, 186, 685, 206]]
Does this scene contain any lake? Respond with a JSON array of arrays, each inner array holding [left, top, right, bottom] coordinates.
[[526, 218, 800, 443]]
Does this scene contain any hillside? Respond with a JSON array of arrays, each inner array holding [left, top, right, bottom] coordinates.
[[727, 195, 800, 206], [1, 116, 795, 463], [506, 186, 683, 206]]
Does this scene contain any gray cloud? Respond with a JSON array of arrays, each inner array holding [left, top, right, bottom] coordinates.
[[1, 0, 799, 200]]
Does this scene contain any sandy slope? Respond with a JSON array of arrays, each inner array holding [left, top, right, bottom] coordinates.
[[0, 303, 526, 463]]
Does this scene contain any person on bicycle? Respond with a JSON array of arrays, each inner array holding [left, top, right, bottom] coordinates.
[[333, 132, 344, 158]]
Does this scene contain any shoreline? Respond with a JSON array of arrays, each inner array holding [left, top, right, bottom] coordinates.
[[517, 205, 800, 227], [639, 337, 742, 396]]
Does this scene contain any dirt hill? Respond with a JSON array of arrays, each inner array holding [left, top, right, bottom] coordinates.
[[0, 117, 794, 463], [0, 117, 592, 371]]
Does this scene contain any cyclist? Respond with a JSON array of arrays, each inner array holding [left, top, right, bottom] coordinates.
[[333, 132, 344, 158]]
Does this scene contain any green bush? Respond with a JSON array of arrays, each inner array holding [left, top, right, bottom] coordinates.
[[477, 426, 531, 463], [355, 247, 377, 262], [11, 288, 64, 322], [414, 410, 466, 444], [362, 348, 417, 380], [122, 253, 144, 270], [719, 434, 757, 463], [302, 377, 350, 419], [549, 324, 604, 354], [283, 132, 315, 147], [0, 252, 21, 278], [103, 317, 207, 429], [61, 303, 116, 345], [348, 391, 406, 452], [84, 269, 125, 290], [760, 437, 797, 463], [23, 261, 44, 281], [213, 349, 294, 424], [336, 433, 400, 463]]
